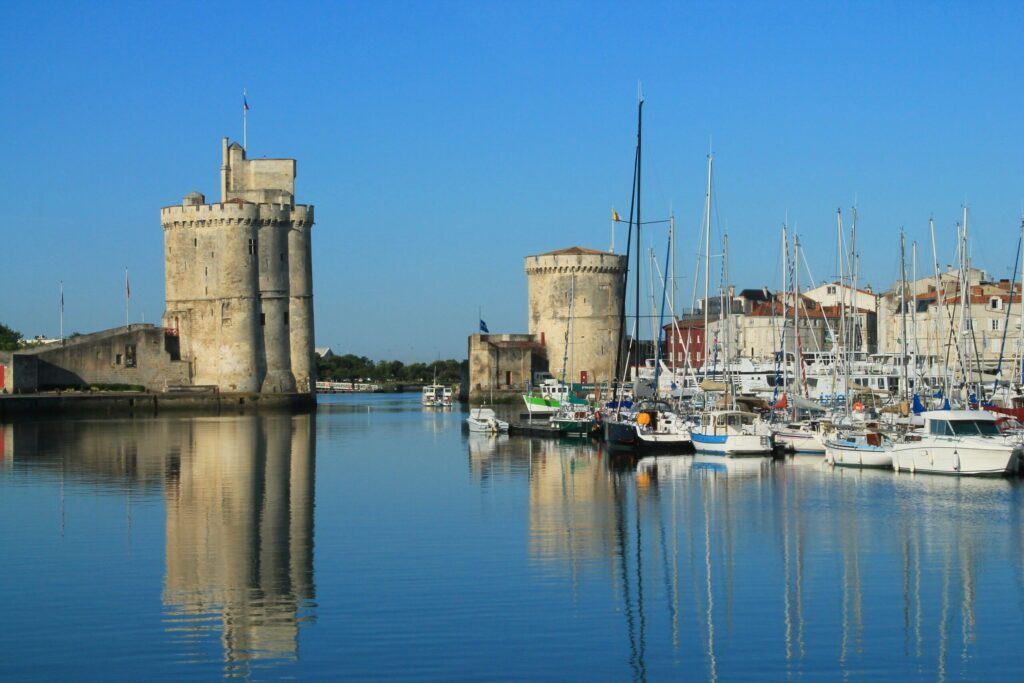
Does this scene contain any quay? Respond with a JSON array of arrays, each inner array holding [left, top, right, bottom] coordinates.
[[508, 421, 565, 437], [0, 391, 315, 419]]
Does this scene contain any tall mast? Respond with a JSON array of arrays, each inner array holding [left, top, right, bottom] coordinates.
[[781, 224, 789, 405], [911, 241, 920, 386], [929, 218, 949, 399], [635, 98, 643, 387], [612, 97, 642, 400], [834, 209, 845, 414], [900, 230, 910, 402], [702, 154, 713, 376], [793, 233, 801, 411]]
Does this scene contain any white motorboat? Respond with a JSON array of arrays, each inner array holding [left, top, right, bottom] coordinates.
[[690, 409, 774, 456], [773, 419, 831, 454], [824, 430, 894, 469], [891, 410, 1024, 476], [465, 407, 509, 433]]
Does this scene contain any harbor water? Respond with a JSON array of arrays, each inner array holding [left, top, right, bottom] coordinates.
[[2, 393, 1023, 681]]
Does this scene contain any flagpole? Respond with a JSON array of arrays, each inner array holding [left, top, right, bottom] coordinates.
[[59, 280, 64, 342], [243, 88, 248, 151], [125, 268, 130, 327]]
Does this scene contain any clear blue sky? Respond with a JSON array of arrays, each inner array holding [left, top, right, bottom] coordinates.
[[2, 1, 1022, 361]]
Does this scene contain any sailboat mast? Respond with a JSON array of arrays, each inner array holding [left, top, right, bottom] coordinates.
[[635, 99, 643, 388], [929, 218, 949, 399], [703, 154, 713, 377], [794, 233, 801, 411], [613, 99, 642, 400], [900, 230, 910, 403], [781, 224, 789, 404]]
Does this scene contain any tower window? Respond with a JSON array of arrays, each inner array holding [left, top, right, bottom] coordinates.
[[280, 252, 286, 262], [284, 311, 289, 325], [260, 313, 266, 326], [248, 239, 255, 255], [193, 238, 197, 247]]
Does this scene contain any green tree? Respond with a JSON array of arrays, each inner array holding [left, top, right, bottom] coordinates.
[[0, 322, 22, 351]]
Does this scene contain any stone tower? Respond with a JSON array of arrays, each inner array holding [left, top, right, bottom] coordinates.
[[161, 138, 316, 393], [524, 247, 626, 386]]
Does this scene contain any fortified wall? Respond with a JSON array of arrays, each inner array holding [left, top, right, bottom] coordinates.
[[161, 139, 316, 393]]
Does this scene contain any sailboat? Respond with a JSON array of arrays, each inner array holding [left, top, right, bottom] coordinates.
[[688, 166, 773, 457], [601, 96, 693, 452]]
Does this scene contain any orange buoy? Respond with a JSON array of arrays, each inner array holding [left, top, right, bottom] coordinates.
[[636, 412, 651, 426], [852, 401, 865, 412]]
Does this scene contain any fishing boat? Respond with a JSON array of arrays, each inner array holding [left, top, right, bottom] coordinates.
[[891, 410, 1023, 476], [522, 378, 572, 416], [549, 403, 596, 437], [421, 384, 453, 407], [465, 407, 509, 433]]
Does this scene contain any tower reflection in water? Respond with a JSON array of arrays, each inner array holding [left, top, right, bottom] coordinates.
[[1, 414, 315, 673], [162, 414, 316, 671]]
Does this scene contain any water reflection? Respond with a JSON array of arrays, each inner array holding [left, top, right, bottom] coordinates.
[[475, 438, 1024, 681], [1, 414, 315, 675], [162, 414, 315, 673]]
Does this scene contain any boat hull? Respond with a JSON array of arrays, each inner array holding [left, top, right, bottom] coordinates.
[[691, 431, 772, 456], [824, 441, 892, 469], [774, 430, 826, 454], [892, 441, 1022, 476], [523, 395, 560, 415]]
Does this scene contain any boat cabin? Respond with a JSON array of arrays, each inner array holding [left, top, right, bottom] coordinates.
[[700, 410, 758, 434], [921, 410, 1001, 437]]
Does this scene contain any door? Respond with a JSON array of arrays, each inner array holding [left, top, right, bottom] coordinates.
[[580, 370, 588, 384]]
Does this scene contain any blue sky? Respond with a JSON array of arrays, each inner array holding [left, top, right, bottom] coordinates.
[[2, 1, 1022, 360]]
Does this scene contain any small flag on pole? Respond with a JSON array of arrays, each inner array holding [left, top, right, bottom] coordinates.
[[244, 94, 250, 112], [612, 209, 620, 222], [126, 269, 131, 300], [479, 319, 489, 334]]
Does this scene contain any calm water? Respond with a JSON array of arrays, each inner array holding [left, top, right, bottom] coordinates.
[[2, 394, 1024, 681]]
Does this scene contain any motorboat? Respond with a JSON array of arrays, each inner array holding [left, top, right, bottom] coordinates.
[[772, 419, 831, 454], [465, 407, 509, 433], [824, 430, 894, 469], [891, 410, 1024, 476]]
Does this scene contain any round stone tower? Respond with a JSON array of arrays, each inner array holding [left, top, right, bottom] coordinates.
[[161, 195, 264, 392], [287, 205, 316, 393], [161, 138, 315, 395], [258, 203, 296, 393], [524, 247, 627, 387]]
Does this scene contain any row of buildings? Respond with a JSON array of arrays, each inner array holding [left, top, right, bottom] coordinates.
[[468, 251, 1022, 398]]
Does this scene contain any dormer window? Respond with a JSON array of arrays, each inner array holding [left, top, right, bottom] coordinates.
[[827, 286, 837, 295], [990, 297, 1003, 310]]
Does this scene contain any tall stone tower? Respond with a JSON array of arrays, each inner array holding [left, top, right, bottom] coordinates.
[[525, 247, 626, 386], [161, 138, 316, 393]]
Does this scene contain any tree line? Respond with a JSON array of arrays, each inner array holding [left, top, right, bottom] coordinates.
[[316, 354, 462, 384]]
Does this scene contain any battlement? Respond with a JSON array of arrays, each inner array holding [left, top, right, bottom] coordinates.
[[524, 251, 627, 275]]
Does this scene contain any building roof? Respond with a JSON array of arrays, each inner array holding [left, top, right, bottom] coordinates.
[[541, 246, 612, 256]]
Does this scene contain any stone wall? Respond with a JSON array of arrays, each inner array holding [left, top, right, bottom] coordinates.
[[1, 326, 190, 393], [467, 333, 544, 400]]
